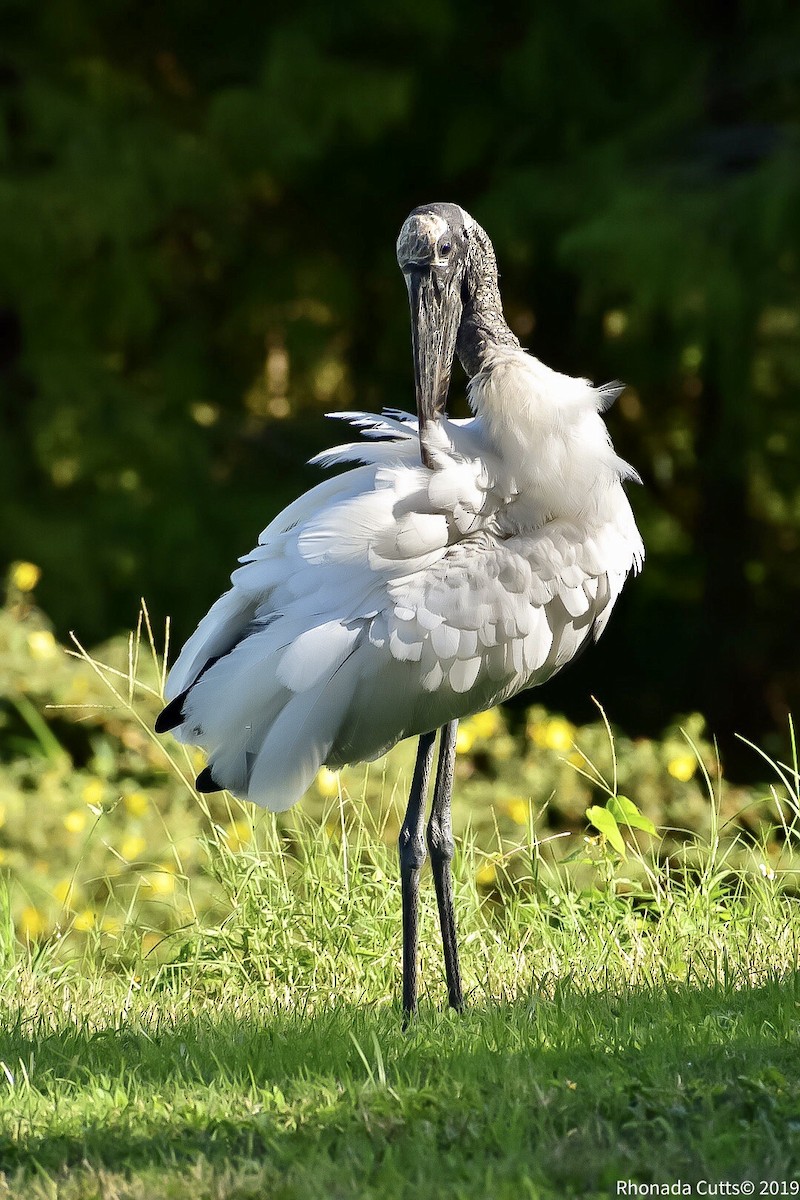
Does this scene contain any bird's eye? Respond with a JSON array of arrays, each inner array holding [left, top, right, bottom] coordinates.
[[438, 239, 452, 257]]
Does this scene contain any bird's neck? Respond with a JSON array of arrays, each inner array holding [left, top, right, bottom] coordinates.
[[456, 222, 520, 378]]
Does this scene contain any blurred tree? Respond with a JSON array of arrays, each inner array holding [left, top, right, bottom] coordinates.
[[0, 0, 798, 764]]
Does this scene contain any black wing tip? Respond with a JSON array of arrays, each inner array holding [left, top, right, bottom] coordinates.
[[155, 692, 188, 734], [195, 766, 223, 793]]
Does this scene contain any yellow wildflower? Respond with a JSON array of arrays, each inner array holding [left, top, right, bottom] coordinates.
[[316, 767, 340, 797], [149, 867, 175, 896], [82, 779, 105, 809], [124, 791, 149, 817], [528, 715, 575, 751], [27, 630, 58, 661], [73, 909, 96, 932], [11, 561, 41, 592], [63, 808, 87, 834], [223, 820, 251, 852], [470, 709, 502, 740], [455, 726, 474, 754], [18, 906, 45, 939], [121, 834, 146, 862], [527, 718, 543, 745], [506, 797, 529, 826], [53, 879, 77, 909], [542, 717, 575, 752], [476, 862, 497, 886], [667, 753, 697, 782]]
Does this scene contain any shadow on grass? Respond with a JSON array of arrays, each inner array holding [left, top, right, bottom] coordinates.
[[2, 975, 800, 1193]]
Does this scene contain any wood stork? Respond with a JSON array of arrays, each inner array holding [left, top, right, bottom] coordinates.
[[156, 202, 644, 1015]]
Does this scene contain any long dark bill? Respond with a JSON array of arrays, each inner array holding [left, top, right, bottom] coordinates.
[[405, 268, 462, 469]]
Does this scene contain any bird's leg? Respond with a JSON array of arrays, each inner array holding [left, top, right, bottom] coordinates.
[[399, 730, 436, 1018], [427, 719, 463, 1011]]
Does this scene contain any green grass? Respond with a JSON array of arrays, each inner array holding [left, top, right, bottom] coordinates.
[[2, 803, 800, 1199], [3, 601, 800, 1196], [3, 590, 792, 954], [2, 980, 800, 1199]]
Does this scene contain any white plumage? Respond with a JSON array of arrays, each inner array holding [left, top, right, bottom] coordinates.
[[164, 345, 644, 811]]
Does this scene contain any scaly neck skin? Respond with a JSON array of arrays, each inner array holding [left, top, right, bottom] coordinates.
[[456, 221, 520, 378]]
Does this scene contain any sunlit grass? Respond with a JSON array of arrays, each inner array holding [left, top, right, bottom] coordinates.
[[2, 595, 800, 1195], [1, 796, 800, 1199], [1, 593, 789, 958]]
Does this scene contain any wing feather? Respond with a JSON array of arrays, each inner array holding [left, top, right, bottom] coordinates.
[[160, 398, 643, 810]]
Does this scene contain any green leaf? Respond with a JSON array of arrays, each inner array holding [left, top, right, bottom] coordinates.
[[586, 806, 626, 857], [607, 795, 657, 836]]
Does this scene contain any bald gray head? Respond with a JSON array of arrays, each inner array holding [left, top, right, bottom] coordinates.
[[396, 203, 475, 273], [397, 204, 518, 438]]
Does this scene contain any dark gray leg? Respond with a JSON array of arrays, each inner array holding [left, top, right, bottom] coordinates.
[[427, 719, 463, 1011], [399, 730, 436, 1017]]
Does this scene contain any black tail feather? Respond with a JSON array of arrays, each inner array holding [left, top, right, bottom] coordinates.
[[155, 653, 226, 736], [154, 691, 189, 734], [195, 766, 223, 793]]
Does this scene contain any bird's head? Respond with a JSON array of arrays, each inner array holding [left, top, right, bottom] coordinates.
[[397, 203, 475, 438]]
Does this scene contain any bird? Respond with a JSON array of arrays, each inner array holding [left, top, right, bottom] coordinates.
[[156, 202, 644, 1016]]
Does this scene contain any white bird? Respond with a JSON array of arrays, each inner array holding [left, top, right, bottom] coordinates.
[[156, 202, 644, 1015]]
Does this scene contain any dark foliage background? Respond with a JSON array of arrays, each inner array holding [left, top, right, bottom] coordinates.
[[1, 0, 798, 771]]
